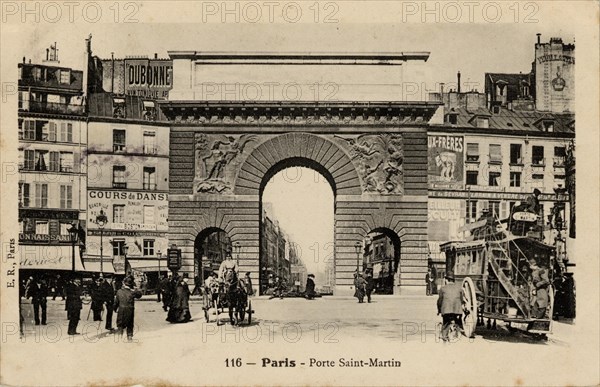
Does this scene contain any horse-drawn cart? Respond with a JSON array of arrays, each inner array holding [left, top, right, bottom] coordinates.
[[203, 275, 253, 326]]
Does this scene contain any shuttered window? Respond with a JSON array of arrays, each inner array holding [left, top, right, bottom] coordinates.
[[489, 144, 502, 162]]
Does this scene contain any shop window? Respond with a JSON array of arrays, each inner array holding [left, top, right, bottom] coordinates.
[[510, 144, 522, 164], [488, 201, 500, 218], [60, 222, 71, 235], [489, 144, 502, 163], [113, 129, 126, 152], [466, 171, 478, 186], [112, 165, 127, 188], [466, 143, 479, 162], [488, 172, 501, 186], [143, 240, 155, 256], [35, 183, 48, 208], [510, 172, 521, 187], [60, 185, 72, 209], [532, 146, 545, 165], [113, 204, 125, 223], [143, 167, 156, 190], [35, 221, 49, 235]]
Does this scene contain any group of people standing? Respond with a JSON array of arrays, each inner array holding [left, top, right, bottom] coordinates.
[[157, 273, 192, 324], [353, 270, 375, 303]]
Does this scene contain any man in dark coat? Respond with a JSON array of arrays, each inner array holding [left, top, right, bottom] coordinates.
[[52, 274, 65, 300], [166, 275, 191, 323], [26, 277, 48, 325], [305, 274, 316, 300], [114, 277, 142, 341], [244, 272, 255, 296], [353, 272, 367, 303], [159, 274, 172, 311], [97, 276, 115, 331], [525, 188, 542, 214], [437, 271, 466, 341], [65, 278, 83, 335], [365, 271, 375, 303], [90, 277, 104, 321]]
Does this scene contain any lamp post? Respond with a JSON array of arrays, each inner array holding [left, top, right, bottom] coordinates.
[[157, 249, 161, 278], [354, 241, 362, 274], [96, 209, 108, 275], [122, 243, 129, 277], [68, 223, 79, 273]]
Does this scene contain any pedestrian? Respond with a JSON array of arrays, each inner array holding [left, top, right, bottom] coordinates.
[[51, 274, 65, 300], [98, 276, 115, 332], [191, 275, 202, 296], [305, 274, 316, 300], [90, 276, 104, 322], [166, 274, 191, 323], [159, 274, 171, 311], [425, 268, 433, 296], [437, 271, 466, 341], [65, 278, 83, 335], [26, 277, 48, 325], [353, 272, 367, 303], [244, 272, 255, 296], [365, 271, 375, 303], [529, 258, 550, 318], [114, 276, 142, 342], [525, 188, 542, 215]]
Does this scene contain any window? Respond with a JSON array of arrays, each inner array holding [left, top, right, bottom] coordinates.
[[488, 172, 501, 186], [554, 146, 566, 166], [48, 122, 57, 141], [143, 131, 156, 154], [113, 129, 126, 152], [23, 150, 35, 170], [532, 146, 545, 165], [489, 201, 500, 218], [60, 123, 73, 142], [509, 201, 516, 213], [48, 151, 60, 172], [143, 240, 155, 256], [20, 183, 30, 207], [477, 117, 489, 128], [466, 143, 479, 162], [113, 204, 125, 223], [510, 144, 522, 164], [112, 165, 127, 188], [489, 144, 502, 163], [113, 240, 126, 256], [59, 152, 73, 172], [143, 205, 154, 224], [23, 120, 35, 140], [34, 151, 48, 171], [532, 174, 544, 180], [60, 70, 70, 84], [35, 183, 48, 208], [35, 221, 49, 235], [143, 167, 156, 190], [60, 222, 71, 236], [59, 185, 72, 209], [510, 172, 521, 187], [466, 171, 478, 185], [543, 121, 554, 132], [466, 200, 478, 221]]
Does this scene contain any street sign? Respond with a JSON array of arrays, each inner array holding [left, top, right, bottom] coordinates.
[[167, 248, 181, 271], [513, 212, 538, 222]]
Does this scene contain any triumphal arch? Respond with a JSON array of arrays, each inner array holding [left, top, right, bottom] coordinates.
[[161, 52, 440, 295]]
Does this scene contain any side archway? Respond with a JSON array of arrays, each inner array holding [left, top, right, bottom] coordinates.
[[194, 227, 231, 286], [362, 227, 401, 294]]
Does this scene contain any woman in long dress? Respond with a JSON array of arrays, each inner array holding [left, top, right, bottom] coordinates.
[[353, 273, 367, 303]]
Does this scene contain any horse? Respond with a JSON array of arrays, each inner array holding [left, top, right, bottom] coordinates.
[[221, 270, 248, 325]]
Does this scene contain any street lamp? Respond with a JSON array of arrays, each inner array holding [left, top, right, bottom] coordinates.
[[157, 249, 161, 277], [122, 243, 129, 277], [68, 223, 79, 273], [96, 209, 108, 275], [354, 241, 362, 274]]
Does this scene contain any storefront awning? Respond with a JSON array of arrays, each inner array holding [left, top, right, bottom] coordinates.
[[82, 261, 115, 274]]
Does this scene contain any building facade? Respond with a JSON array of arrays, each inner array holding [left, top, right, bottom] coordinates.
[[86, 92, 170, 279], [17, 54, 88, 275]]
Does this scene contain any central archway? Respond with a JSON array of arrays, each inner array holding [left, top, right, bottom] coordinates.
[[259, 158, 336, 295]]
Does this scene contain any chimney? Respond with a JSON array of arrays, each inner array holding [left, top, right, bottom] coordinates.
[[154, 53, 158, 59], [22, 56, 25, 63], [46, 48, 49, 61], [537, 33, 541, 45], [457, 71, 461, 93], [440, 82, 445, 95]]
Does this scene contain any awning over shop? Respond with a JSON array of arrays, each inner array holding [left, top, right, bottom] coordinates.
[[82, 261, 116, 274]]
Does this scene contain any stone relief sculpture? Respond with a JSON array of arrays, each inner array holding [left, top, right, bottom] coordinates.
[[334, 134, 404, 195], [195, 134, 257, 194]]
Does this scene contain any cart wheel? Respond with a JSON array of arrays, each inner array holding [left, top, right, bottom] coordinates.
[[462, 277, 478, 338], [247, 300, 252, 325]]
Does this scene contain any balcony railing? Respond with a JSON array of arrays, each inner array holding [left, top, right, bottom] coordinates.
[[532, 158, 545, 167], [21, 101, 85, 115], [553, 157, 565, 167]]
